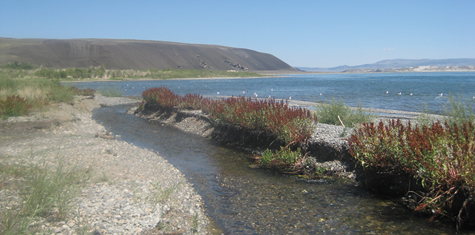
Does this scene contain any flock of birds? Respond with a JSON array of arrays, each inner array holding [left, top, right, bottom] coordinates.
[[121, 84, 475, 100]]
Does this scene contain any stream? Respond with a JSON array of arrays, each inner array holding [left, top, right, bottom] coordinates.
[[93, 104, 456, 234]]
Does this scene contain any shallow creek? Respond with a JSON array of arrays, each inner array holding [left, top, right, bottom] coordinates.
[[93, 105, 456, 234]]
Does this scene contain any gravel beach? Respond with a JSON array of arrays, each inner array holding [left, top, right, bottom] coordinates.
[[0, 95, 211, 234]]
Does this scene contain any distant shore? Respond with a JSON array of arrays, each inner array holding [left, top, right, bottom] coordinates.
[[61, 68, 475, 83]]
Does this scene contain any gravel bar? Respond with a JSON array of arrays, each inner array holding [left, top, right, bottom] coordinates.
[[0, 95, 211, 234]]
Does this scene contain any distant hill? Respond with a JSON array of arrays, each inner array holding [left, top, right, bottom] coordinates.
[[298, 58, 475, 72], [0, 38, 297, 72]]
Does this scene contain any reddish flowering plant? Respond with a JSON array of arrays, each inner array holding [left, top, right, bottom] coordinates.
[[0, 95, 33, 119], [140, 87, 318, 145], [349, 119, 475, 222], [142, 86, 179, 109]]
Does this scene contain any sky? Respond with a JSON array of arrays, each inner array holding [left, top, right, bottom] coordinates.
[[1, 0, 474, 68]]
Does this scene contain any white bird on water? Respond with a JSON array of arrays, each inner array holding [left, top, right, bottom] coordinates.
[[386, 91, 389, 94], [217, 92, 220, 95], [289, 96, 292, 100], [398, 92, 401, 95]]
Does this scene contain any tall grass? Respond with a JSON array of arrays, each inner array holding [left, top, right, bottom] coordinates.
[[442, 94, 475, 126], [0, 159, 90, 234], [316, 97, 375, 127], [0, 72, 95, 118]]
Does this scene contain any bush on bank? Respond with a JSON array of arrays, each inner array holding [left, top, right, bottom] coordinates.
[[141, 86, 318, 147], [348, 119, 475, 227]]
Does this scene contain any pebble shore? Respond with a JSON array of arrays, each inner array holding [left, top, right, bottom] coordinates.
[[0, 95, 211, 234]]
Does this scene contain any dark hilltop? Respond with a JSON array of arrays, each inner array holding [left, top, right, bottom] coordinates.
[[0, 38, 297, 72]]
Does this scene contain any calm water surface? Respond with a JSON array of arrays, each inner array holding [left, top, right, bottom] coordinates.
[[93, 105, 459, 234], [70, 72, 475, 113]]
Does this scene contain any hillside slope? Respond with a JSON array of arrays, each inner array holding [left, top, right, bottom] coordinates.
[[0, 38, 297, 72]]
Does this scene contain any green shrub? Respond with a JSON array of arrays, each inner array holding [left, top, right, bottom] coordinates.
[[316, 97, 374, 127], [0, 160, 90, 234], [442, 94, 474, 126], [258, 147, 302, 169]]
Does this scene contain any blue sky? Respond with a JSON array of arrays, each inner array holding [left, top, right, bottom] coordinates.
[[1, 0, 474, 67]]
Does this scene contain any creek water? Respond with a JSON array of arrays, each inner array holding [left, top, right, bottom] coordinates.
[[93, 105, 457, 234]]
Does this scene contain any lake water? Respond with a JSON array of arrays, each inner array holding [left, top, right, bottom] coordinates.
[[69, 72, 475, 113]]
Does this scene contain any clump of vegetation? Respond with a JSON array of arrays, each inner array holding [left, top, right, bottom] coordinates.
[[316, 97, 375, 127], [205, 96, 317, 145], [348, 119, 475, 227], [417, 94, 474, 127], [142, 86, 180, 109], [258, 147, 303, 170], [0, 95, 33, 119], [0, 73, 95, 118], [441, 94, 474, 127], [68, 87, 95, 96], [0, 160, 90, 234]]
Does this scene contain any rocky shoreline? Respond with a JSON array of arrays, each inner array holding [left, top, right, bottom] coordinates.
[[0, 95, 212, 235]]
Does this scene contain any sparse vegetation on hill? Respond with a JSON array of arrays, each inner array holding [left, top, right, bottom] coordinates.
[[0, 38, 297, 71]]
